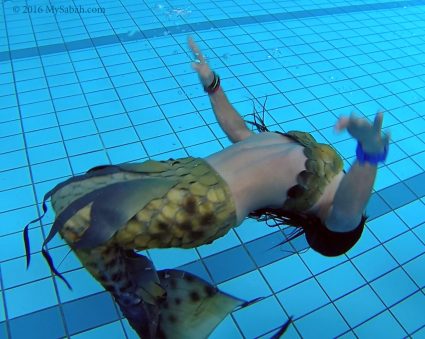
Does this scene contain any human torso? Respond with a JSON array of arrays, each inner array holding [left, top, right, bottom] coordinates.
[[205, 132, 345, 225]]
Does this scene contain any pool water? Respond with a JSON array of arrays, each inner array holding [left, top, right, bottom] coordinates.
[[1, 0, 425, 338]]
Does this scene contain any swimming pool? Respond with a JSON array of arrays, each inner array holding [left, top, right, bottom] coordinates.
[[1, 0, 425, 337]]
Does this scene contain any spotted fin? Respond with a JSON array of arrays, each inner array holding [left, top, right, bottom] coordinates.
[[157, 269, 245, 339]]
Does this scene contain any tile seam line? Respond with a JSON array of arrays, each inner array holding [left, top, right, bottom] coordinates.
[[1, 0, 425, 62]]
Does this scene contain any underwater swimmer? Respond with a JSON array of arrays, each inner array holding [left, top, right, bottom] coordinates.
[[23, 37, 389, 338]]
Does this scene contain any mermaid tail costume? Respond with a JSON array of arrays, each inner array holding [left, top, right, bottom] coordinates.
[[24, 131, 359, 338]]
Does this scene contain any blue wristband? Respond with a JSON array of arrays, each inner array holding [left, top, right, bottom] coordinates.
[[356, 142, 389, 165]]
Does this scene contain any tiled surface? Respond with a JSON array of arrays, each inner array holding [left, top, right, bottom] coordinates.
[[1, 0, 425, 338]]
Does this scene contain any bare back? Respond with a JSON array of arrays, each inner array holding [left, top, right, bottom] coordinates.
[[205, 132, 344, 224]]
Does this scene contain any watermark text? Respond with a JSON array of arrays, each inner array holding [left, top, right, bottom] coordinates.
[[13, 5, 105, 14]]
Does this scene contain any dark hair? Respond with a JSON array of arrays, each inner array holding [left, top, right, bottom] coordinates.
[[249, 208, 367, 257]]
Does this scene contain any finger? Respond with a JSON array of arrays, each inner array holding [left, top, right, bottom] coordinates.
[[188, 36, 196, 53], [188, 37, 199, 56], [188, 37, 206, 63], [347, 112, 359, 125], [335, 117, 349, 131], [197, 51, 206, 64], [383, 131, 391, 144], [191, 62, 201, 72], [373, 111, 384, 132], [349, 112, 368, 127]]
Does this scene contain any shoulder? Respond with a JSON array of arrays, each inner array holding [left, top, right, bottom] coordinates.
[[231, 128, 255, 142], [242, 131, 296, 145]]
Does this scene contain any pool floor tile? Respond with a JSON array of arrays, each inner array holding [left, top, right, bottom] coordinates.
[[5, 278, 58, 319], [148, 248, 200, 271], [57, 268, 103, 303], [298, 249, 346, 275], [367, 211, 409, 243], [404, 253, 425, 288], [197, 229, 241, 258], [365, 192, 392, 220], [391, 292, 425, 334], [335, 285, 386, 328], [405, 172, 425, 198], [203, 246, 256, 284], [1, 252, 51, 289], [371, 268, 418, 307], [352, 246, 399, 282], [245, 231, 294, 267], [295, 304, 349, 338], [354, 310, 407, 339], [234, 218, 277, 243], [316, 262, 366, 300], [395, 200, 425, 229], [209, 315, 243, 339], [218, 269, 272, 301], [62, 292, 119, 336], [233, 296, 288, 338], [384, 231, 425, 265], [277, 277, 330, 317], [261, 254, 312, 292], [379, 182, 416, 209], [9, 306, 66, 339], [70, 320, 125, 339]]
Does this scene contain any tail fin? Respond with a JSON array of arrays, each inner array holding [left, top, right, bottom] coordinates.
[[157, 269, 244, 339], [120, 255, 244, 339], [120, 254, 290, 339]]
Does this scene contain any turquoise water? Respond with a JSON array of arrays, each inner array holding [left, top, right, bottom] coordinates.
[[1, 0, 425, 338]]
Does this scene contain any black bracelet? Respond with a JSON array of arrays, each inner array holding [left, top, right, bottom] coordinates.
[[204, 72, 221, 94]]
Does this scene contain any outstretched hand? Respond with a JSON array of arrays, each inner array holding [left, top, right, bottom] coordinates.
[[335, 112, 390, 154], [188, 36, 214, 87]]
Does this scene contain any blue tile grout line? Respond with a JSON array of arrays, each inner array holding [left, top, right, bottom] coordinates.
[[1, 0, 425, 62]]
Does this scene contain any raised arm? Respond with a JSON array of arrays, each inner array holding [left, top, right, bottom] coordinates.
[[189, 37, 253, 143], [325, 112, 390, 232]]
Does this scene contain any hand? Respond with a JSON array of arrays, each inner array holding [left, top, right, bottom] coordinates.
[[188, 36, 214, 87], [335, 112, 390, 154]]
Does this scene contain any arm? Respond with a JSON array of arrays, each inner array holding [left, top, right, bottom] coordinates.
[[326, 161, 376, 231], [325, 113, 390, 232], [188, 37, 253, 143], [208, 86, 253, 143]]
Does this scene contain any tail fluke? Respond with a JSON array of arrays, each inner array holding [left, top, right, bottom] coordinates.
[[157, 269, 245, 339], [110, 252, 282, 339]]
